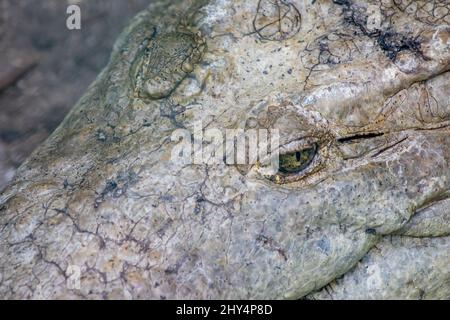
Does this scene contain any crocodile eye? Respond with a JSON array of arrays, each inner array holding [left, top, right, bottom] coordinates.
[[278, 144, 317, 174]]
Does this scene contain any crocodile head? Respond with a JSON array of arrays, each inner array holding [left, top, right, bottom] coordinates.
[[0, 0, 448, 299]]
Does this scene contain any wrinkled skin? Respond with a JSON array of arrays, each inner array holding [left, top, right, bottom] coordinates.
[[0, 0, 449, 299]]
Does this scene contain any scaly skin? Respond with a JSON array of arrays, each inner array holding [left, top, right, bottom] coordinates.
[[0, 0, 449, 299]]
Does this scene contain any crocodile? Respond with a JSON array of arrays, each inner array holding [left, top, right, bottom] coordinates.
[[0, 0, 449, 299]]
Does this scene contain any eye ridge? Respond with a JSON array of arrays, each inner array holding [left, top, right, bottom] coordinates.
[[278, 144, 318, 175]]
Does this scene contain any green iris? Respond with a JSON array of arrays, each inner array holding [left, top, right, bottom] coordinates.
[[278, 145, 317, 174]]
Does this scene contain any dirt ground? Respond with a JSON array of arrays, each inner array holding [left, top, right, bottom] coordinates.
[[0, 0, 150, 191]]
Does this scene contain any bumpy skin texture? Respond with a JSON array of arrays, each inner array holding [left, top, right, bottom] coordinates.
[[0, 0, 449, 299]]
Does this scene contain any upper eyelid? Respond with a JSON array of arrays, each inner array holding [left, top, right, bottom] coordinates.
[[278, 137, 318, 154], [255, 138, 317, 165], [256, 141, 319, 170]]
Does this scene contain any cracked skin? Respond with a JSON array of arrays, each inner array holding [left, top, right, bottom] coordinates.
[[0, 0, 449, 299]]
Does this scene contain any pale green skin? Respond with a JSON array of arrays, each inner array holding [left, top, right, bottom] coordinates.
[[0, 0, 449, 299]]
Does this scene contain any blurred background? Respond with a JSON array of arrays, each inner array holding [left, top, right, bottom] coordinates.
[[0, 0, 150, 191]]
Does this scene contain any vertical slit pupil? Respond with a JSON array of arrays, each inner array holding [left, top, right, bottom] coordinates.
[[295, 151, 301, 161]]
